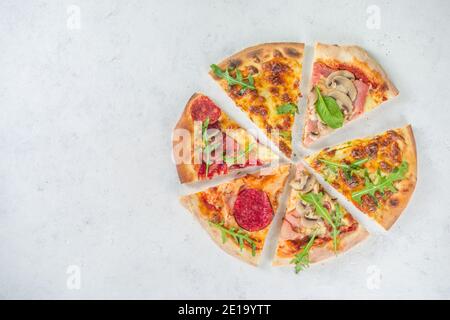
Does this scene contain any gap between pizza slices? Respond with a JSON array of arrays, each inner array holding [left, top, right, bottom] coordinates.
[[172, 93, 278, 184], [305, 125, 417, 230], [273, 163, 368, 272], [180, 164, 290, 265], [303, 42, 399, 146], [175, 42, 417, 271], [209, 43, 304, 158]]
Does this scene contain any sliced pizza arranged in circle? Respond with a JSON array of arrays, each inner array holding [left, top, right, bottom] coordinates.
[[305, 125, 417, 230], [172, 93, 278, 184], [303, 42, 399, 146], [209, 42, 304, 158], [180, 164, 290, 265], [273, 163, 368, 272]]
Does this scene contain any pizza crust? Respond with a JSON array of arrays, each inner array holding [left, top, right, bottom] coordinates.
[[313, 42, 398, 98], [272, 224, 369, 266], [172, 93, 201, 184], [376, 125, 417, 229], [209, 42, 304, 74], [180, 194, 260, 266]]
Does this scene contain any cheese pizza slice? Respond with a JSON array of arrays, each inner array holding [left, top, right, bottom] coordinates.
[[173, 93, 278, 184], [303, 42, 399, 146], [305, 125, 417, 230], [273, 163, 368, 272], [180, 164, 290, 265], [209, 43, 304, 158]]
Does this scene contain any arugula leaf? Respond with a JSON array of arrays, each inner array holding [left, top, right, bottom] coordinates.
[[319, 158, 369, 179], [301, 192, 340, 253], [315, 86, 344, 129], [210, 64, 256, 92], [223, 143, 255, 165], [276, 103, 298, 115], [201, 118, 222, 176], [279, 131, 291, 139], [209, 221, 257, 256], [301, 193, 335, 228], [352, 161, 409, 204], [331, 204, 343, 252], [290, 230, 318, 273]]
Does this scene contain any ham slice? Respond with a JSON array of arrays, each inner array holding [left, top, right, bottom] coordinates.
[[311, 62, 335, 85], [279, 210, 302, 240], [303, 119, 319, 146], [351, 80, 369, 120]]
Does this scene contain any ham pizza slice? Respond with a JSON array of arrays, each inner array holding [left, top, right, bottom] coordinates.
[[305, 125, 417, 230], [180, 164, 290, 265], [173, 93, 278, 184], [273, 163, 368, 272], [209, 43, 304, 158], [303, 42, 399, 146]]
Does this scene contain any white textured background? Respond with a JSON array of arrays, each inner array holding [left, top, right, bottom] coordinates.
[[1, 0, 449, 299]]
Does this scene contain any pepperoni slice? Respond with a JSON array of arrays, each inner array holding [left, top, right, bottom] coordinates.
[[190, 96, 221, 124], [233, 188, 273, 232]]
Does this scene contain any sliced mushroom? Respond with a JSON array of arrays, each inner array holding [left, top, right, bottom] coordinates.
[[296, 201, 318, 220], [327, 90, 354, 115], [326, 76, 357, 101], [326, 70, 355, 83]]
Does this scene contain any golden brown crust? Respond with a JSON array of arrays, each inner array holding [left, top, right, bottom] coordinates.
[[273, 224, 368, 266], [376, 125, 417, 229], [180, 164, 291, 265], [209, 42, 305, 73], [173, 93, 200, 184], [180, 194, 260, 265]]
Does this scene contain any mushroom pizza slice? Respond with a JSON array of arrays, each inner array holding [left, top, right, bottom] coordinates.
[[273, 163, 368, 272], [180, 164, 290, 265], [209, 43, 304, 158], [303, 42, 399, 146], [305, 125, 417, 230]]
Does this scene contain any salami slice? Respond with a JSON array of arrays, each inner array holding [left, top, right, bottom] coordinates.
[[190, 96, 221, 124], [233, 188, 274, 232]]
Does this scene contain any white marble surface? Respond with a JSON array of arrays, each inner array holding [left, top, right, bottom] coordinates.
[[1, 0, 449, 299]]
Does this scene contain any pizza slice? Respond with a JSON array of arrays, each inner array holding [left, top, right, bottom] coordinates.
[[209, 43, 304, 158], [273, 163, 368, 272], [305, 125, 417, 230], [180, 164, 290, 265], [303, 42, 399, 146], [173, 93, 278, 184]]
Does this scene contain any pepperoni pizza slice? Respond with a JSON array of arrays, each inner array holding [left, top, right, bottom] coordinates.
[[209, 43, 304, 158], [173, 93, 278, 184], [305, 125, 417, 230], [303, 42, 399, 146], [180, 164, 290, 265], [273, 163, 368, 272]]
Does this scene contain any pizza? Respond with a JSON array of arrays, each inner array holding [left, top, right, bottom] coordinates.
[[209, 42, 304, 158], [305, 125, 417, 230], [173, 93, 278, 184], [180, 164, 290, 265], [273, 163, 368, 272], [303, 42, 399, 146]]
